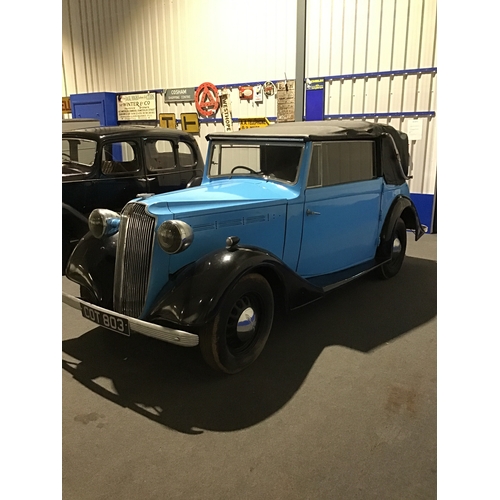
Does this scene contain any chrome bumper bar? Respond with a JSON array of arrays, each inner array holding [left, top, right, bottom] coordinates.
[[62, 292, 199, 347]]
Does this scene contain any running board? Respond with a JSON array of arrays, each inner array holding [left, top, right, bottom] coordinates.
[[306, 258, 389, 293]]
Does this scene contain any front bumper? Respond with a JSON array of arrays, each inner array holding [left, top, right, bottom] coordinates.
[[62, 292, 199, 347]]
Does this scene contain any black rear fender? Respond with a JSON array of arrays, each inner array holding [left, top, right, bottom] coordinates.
[[377, 195, 425, 261]]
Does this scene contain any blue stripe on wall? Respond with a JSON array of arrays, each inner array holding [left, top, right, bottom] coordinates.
[[410, 193, 435, 233]]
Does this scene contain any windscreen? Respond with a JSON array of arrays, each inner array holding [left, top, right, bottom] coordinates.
[[209, 143, 303, 184]]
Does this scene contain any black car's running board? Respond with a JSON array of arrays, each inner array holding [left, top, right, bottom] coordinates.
[[306, 258, 389, 293]]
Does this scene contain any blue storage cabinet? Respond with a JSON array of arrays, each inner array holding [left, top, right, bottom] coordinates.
[[70, 92, 118, 126]]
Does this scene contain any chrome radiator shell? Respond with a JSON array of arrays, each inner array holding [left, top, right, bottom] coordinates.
[[113, 203, 156, 318]]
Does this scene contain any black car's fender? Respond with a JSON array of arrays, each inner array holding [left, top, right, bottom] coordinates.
[[66, 232, 118, 308], [62, 203, 88, 239], [62, 203, 91, 274], [148, 244, 324, 330], [377, 195, 425, 261]]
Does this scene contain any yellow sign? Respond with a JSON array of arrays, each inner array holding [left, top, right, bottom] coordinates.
[[180, 113, 200, 134], [62, 97, 71, 114], [159, 113, 177, 129], [238, 117, 271, 129]]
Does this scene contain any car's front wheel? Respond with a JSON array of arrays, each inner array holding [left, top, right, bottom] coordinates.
[[378, 217, 407, 279], [199, 273, 274, 374], [62, 231, 72, 275]]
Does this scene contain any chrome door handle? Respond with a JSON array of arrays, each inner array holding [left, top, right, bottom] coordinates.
[[306, 209, 321, 216], [138, 177, 154, 182]]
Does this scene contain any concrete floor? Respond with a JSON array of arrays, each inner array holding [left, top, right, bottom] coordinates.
[[62, 234, 437, 500]]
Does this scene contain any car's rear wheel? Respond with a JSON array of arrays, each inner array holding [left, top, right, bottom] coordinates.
[[199, 273, 274, 374], [378, 218, 407, 279]]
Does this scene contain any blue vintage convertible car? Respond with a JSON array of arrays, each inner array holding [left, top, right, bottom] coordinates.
[[63, 120, 426, 373]]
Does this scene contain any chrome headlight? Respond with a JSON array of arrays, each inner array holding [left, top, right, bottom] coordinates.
[[157, 220, 194, 254], [88, 209, 121, 238]]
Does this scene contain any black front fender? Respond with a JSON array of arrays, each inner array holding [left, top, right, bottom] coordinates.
[[65, 232, 118, 308], [62, 203, 88, 239], [148, 245, 323, 329]]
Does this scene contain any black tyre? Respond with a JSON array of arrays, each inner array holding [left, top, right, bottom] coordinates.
[[200, 273, 274, 374], [378, 218, 407, 279], [62, 232, 72, 275]]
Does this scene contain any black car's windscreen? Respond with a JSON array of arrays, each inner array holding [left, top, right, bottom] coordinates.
[[209, 143, 304, 183], [62, 138, 97, 170]]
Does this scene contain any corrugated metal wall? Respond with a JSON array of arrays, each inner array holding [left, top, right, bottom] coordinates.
[[62, 0, 436, 194]]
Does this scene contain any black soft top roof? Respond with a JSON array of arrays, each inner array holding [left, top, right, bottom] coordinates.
[[207, 120, 410, 181]]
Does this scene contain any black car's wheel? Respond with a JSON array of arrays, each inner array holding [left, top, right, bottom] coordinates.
[[378, 218, 407, 279], [199, 273, 274, 374], [62, 231, 72, 275]]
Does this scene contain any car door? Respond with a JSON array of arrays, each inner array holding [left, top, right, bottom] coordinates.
[[144, 138, 200, 193], [297, 140, 382, 278], [96, 139, 149, 212]]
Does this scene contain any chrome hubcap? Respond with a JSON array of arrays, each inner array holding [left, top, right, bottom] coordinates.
[[392, 237, 402, 256], [236, 307, 257, 342]]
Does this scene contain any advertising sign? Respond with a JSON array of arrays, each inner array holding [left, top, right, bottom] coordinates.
[[239, 117, 270, 129], [220, 89, 233, 132], [62, 97, 71, 114], [239, 86, 254, 100], [195, 82, 219, 117], [164, 87, 196, 103], [117, 92, 157, 121], [306, 78, 325, 90], [276, 80, 295, 122]]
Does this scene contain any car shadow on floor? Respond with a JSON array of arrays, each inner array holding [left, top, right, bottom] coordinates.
[[62, 255, 436, 434]]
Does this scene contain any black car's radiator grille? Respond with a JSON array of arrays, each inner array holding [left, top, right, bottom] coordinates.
[[114, 203, 156, 318]]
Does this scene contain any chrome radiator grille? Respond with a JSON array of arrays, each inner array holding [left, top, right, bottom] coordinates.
[[114, 203, 156, 318]]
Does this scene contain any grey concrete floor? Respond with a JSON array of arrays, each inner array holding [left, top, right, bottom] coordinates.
[[62, 234, 437, 500]]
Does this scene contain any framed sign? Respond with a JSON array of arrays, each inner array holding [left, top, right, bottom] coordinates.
[[164, 87, 196, 103], [159, 113, 177, 129], [117, 92, 157, 121], [180, 113, 200, 134], [220, 89, 233, 132], [239, 117, 270, 129], [276, 80, 295, 122], [62, 97, 71, 114]]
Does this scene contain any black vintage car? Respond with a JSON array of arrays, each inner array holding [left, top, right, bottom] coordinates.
[[62, 125, 204, 273]]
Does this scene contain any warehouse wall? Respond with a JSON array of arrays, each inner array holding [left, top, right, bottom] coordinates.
[[62, 0, 436, 197]]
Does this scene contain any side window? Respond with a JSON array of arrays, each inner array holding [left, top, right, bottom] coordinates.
[[307, 141, 375, 188], [178, 141, 196, 168], [101, 141, 139, 176], [145, 140, 175, 172]]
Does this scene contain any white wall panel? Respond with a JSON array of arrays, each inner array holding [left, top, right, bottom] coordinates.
[[307, 0, 437, 194], [365, 0, 383, 73], [62, 0, 436, 194]]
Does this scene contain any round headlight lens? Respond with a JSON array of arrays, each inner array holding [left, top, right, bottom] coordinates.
[[88, 209, 121, 238], [157, 220, 194, 254]]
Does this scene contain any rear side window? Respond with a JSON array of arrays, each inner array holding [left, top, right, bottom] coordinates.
[[145, 139, 176, 171], [307, 141, 375, 188], [101, 141, 140, 176], [144, 140, 197, 171], [178, 142, 196, 168]]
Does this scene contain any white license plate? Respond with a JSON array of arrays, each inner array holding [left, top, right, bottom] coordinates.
[[80, 304, 130, 336]]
